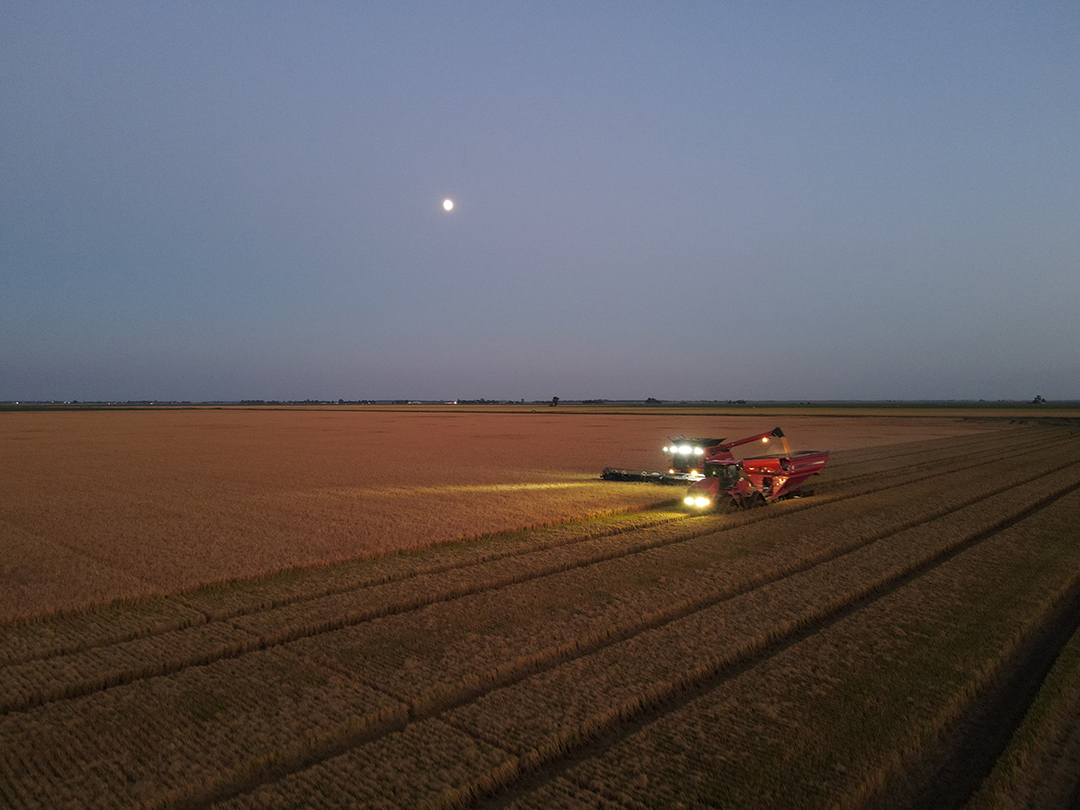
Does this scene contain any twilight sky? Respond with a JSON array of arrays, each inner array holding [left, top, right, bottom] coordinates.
[[2, 3, 1078, 401]]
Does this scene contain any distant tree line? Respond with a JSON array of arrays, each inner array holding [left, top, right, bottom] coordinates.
[[239, 399, 376, 406]]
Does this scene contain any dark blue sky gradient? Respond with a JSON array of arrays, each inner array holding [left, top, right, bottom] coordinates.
[[2, 3, 1078, 400]]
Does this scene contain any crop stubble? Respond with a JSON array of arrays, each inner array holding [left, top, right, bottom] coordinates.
[[554, 488, 1080, 810], [0, 420, 1075, 809]]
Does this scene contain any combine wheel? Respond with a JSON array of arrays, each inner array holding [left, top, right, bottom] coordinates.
[[749, 492, 766, 509]]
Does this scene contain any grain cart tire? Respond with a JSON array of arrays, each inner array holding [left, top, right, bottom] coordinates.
[[715, 497, 740, 514]]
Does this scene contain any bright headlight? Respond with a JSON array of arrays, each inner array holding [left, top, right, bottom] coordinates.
[[683, 496, 695, 505], [679, 444, 692, 455], [694, 497, 710, 507], [662, 446, 669, 453], [693, 447, 704, 455]]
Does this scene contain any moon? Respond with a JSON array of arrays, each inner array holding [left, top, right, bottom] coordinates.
[[442, 199, 454, 211]]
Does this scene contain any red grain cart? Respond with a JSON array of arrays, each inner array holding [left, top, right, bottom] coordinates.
[[683, 427, 828, 510]]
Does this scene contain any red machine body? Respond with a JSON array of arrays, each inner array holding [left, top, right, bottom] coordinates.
[[684, 427, 828, 510]]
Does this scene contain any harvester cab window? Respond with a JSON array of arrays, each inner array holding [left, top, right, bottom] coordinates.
[[707, 464, 742, 489]]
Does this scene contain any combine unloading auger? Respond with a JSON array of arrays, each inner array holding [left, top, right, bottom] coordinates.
[[601, 427, 829, 510]]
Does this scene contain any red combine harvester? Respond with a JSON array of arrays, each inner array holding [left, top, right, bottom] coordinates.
[[602, 427, 828, 511]]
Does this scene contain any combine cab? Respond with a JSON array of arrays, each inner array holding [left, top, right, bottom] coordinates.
[[662, 436, 727, 482], [683, 427, 828, 510]]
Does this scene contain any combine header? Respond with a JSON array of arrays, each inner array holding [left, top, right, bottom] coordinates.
[[601, 427, 828, 510], [601, 435, 725, 485]]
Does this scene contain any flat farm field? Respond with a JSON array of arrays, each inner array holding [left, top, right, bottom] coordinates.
[[0, 408, 992, 622], [3, 410, 1080, 809]]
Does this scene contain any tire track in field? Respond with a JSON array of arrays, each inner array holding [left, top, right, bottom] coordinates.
[[466, 478, 1080, 810], [1, 433, 1074, 717], [166, 464, 1080, 809], [0, 427, 1032, 669], [870, 569, 1080, 809]]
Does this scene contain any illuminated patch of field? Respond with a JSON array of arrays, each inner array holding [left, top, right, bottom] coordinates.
[[304, 480, 602, 499]]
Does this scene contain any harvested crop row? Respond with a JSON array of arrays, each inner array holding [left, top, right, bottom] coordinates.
[[0, 622, 259, 715], [256, 451, 1080, 713], [811, 426, 1019, 466], [3, 436, 1074, 718], [0, 427, 1045, 669], [1, 472, 669, 625], [0, 507, 686, 668], [200, 461, 1080, 808], [817, 430, 1057, 492], [210, 718, 515, 810], [0, 594, 205, 668], [963, 619, 1080, 809], [814, 433, 1074, 507], [0, 646, 407, 810], [817, 424, 1025, 469], [442, 469, 1080, 761], [821, 423, 1020, 464], [177, 504, 687, 623], [761, 425, 1007, 475], [210, 456, 1080, 808], [547, 489, 1080, 810], [184, 427, 1036, 623]]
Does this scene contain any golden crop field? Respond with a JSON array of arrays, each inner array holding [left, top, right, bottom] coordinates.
[[0, 408, 995, 622], [1, 410, 1079, 809]]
